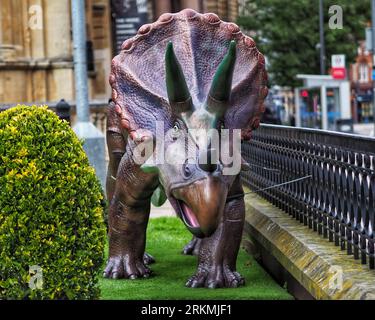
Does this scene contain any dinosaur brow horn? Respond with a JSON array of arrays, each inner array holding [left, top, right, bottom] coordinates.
[[206, 40, 237, 117], [165, 42, 194, 114]]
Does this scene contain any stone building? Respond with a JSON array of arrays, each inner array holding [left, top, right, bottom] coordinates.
[[0, 0, 113, 105], [151, 0, 239, 22], [0, 0, 239, 106]]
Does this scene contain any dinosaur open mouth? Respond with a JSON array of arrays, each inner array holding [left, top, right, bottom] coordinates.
[[177, 200, 200, 228]]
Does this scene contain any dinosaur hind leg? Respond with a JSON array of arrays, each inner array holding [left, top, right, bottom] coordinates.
[[182, 236, 201, 256]]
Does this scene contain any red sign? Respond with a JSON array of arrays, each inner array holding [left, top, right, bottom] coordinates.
[[301, 90, 309, 98], [331, 67, 346, 80]]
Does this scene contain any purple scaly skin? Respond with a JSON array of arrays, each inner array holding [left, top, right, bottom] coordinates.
[[104, 9, 268, 288]]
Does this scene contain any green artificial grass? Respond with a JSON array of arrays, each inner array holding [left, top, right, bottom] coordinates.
[[99, 217, 292, 300]]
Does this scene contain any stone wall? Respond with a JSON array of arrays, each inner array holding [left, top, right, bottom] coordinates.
[[0, 0, 112, 105], [151, 0, 239, 21], [0, 0, 241, 106], [243, 189, 375, 300]]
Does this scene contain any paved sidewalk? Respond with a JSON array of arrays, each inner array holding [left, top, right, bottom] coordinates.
[[353, 123, 374, 136], [150, 200, 176, 218]]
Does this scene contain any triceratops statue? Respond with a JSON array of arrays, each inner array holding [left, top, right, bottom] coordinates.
[[104, 9, 268, 288]]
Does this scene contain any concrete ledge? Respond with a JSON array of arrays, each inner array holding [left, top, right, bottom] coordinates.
[[243, 190, 375, 300]]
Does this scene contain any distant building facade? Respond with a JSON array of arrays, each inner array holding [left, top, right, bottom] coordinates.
[[0, 0, 239, 106], [151, 0, 238, 21], [349, 41, 374, 123]]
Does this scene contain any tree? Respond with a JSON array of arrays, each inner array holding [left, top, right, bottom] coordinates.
[[237, 0, 371, 88]]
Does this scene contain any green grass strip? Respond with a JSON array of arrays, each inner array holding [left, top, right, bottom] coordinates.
[[100, 217, 292, 300]]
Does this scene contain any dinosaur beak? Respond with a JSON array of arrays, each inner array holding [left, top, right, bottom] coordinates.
[[172, 177, 227, 238]]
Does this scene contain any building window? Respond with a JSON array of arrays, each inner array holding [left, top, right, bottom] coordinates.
[[359, 63, 368, 83]]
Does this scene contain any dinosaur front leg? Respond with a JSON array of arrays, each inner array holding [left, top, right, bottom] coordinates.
[[186, 194, 245, 288], [106, 101, 127, 203], [106, 130, 126, 205], [103, 150, 158, 279]]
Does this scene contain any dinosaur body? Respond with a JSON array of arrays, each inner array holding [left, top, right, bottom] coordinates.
[[104, 9, 267, 288]]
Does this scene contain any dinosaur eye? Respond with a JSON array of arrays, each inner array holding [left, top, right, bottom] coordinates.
[[171, 122, 181, 140]]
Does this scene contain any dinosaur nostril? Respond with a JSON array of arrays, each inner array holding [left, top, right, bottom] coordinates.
[[183, 160, 196, 178], [184, 164, 193, 177]]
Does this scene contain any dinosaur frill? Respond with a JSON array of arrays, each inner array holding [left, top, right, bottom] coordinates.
[[110, 9, 268, 140]]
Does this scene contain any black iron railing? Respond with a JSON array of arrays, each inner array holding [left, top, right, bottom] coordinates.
[[241, 124, 375, 269]]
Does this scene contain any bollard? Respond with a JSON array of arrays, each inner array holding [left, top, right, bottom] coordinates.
[[56, 99, 71, 124]]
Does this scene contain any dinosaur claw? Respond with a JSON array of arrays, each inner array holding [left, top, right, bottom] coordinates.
[[207, 281, 220, 289], [233, 272, 245, 285], [112, 272, 119, 279], [229, 279, 239, 288], [143, 252, 156, 265], [185, 279, 193, 287], [190, 280, 203, 288]]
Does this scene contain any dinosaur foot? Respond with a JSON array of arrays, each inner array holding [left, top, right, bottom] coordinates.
[[143, 252, 155, 265], [186, 266, 245, 289], [103, 255, 152, 279]]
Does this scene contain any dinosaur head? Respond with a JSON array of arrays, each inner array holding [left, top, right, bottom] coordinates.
[[141, 41, 240, 238]]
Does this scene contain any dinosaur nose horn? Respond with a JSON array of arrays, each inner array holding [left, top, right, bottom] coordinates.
[[198, 148, 218, 172]]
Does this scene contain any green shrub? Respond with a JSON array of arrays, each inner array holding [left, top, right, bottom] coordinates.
[[0, 105, 106, 300]]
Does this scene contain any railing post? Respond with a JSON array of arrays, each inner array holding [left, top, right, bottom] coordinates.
[[71, 0, 106, 189], [321, 85, 328, 130], [71, 0, 89, 123], [294, 88, 301, 127]]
